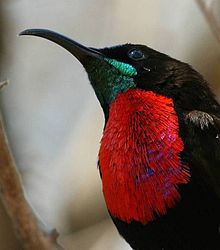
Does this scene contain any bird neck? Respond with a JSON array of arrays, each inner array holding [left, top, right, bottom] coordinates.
[[99, 89, 190, 224], [85, 58, 136, 108]]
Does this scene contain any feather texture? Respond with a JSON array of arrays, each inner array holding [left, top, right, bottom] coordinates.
[[99, 89, 190, 224]]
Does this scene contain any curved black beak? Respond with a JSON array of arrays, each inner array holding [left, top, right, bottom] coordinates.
[[19, 29, 103, 63]]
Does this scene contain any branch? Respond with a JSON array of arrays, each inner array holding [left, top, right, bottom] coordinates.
[[0, 81, 63, 250], [196, 0, 220, 44]]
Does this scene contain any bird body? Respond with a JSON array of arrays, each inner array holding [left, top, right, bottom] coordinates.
[[20, 29, 220, 250], [99, 88, 220, 250], [99, 89, 189, 224]]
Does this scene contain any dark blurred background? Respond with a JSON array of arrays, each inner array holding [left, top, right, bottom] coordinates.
[[0, 1, 220, 249]]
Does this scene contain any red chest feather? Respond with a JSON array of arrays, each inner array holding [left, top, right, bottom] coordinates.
[[99, 89, 190, 224]]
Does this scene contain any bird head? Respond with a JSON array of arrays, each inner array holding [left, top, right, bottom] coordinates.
[[19, 29, 215, 119]]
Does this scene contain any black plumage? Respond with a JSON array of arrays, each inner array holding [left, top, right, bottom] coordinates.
[[19, 29, 220, 250]]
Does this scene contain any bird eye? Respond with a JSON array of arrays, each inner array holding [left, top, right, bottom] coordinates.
[[128, 49, 145, 60]]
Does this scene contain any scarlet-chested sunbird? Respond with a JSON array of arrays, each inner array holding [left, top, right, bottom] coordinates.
[[20, 29, 220, 250]]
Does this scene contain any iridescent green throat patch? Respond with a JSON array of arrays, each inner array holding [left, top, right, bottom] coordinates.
[[104, 58, 137, 77]]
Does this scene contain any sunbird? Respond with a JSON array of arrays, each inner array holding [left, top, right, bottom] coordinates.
[[20, 29, 220, 250]]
